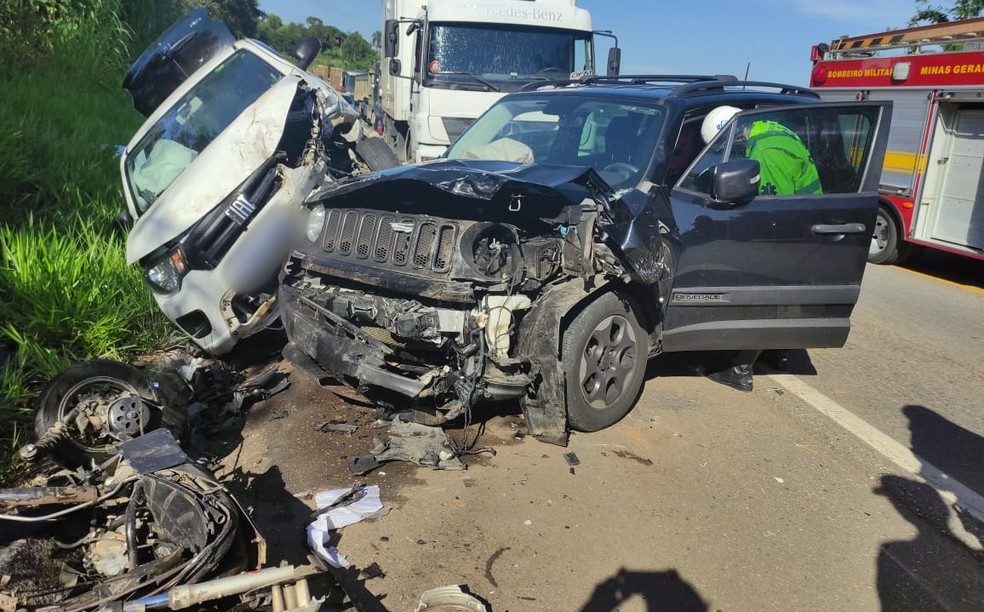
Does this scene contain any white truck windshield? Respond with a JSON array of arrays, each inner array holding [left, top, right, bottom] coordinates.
[[425, 24, 592, 87]]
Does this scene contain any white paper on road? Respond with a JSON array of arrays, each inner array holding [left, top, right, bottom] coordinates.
[[306, 485, 384, 568]]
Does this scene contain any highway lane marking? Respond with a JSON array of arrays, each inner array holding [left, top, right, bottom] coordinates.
[[892, 265, 984, 296], [769, 373, 984, 551]]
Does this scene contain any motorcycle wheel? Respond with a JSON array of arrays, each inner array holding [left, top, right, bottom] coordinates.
[[33, 360, 160, 467]]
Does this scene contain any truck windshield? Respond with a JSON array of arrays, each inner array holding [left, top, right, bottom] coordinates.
[[447, 94, 664, 191], [124, 50, 282, 215], [426, 24, 592, 90]]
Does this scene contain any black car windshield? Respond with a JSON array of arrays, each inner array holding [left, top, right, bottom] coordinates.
[[124, 50, 282, 215], [446, 94, 664, 192], [425, 24, 592, 90]]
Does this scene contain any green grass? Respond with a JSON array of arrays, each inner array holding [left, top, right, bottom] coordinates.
[[0, 0, 180, 483]]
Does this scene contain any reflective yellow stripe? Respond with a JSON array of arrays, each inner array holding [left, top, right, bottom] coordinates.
[[882, 150, 927, 174]]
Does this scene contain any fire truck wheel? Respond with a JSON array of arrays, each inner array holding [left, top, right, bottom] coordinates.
[[869, 206, 901, 265]]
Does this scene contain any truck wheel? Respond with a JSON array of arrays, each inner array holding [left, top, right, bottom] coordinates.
[[561, 292, 646, 432], [355, 136, 401, 171], [869, 206, 903, 265], [33, 360, 160, 467]]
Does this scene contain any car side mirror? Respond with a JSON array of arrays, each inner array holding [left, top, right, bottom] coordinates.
[[389, 58, 401, 76], [115, 209, 133, 229], [706, 159, 760, 207], [291, 36, 322, 70]]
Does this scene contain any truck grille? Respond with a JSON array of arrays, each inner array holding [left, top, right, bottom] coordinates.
[[321, 209, 457, 273]]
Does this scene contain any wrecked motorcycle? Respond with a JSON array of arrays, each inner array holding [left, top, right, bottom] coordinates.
[[28, 356, 287, 469], [1, 430, 265, 611], [119, 10, 399, 356]]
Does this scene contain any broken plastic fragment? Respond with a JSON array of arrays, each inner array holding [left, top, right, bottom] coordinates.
[[318, 422, 358, 435], [416, 584, 489, 611]]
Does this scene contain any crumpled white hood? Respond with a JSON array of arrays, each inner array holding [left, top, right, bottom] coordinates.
[[126, 77, 302, 264]]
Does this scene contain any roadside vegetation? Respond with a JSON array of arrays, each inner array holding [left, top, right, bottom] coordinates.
[[0, 0, 180, 482]]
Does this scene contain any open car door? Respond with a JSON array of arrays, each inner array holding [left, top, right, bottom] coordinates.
[[660, 102, 892, 352]]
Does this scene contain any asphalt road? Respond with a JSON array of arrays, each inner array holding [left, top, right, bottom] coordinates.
[[225, 252, 984, 611]]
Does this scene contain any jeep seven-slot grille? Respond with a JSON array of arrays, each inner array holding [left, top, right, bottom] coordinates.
[[321, 209, 457, 272]]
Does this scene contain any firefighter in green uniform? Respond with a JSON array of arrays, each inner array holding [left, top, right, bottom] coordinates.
[[700, 105, 822, 196], [745, 119, 822, 196], [696, 106, 820, 391]]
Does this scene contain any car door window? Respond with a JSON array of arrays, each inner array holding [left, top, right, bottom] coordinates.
[[679, 106, 881, 197]]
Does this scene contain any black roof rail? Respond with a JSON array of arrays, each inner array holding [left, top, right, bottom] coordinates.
[[669, 80, 820, 99], [580, 74, 736, 85], [516, 75, 819, 100], [517, 73, 735, 92]]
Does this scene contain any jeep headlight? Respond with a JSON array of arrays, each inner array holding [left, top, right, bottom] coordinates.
[[305, 204, 326, 243], [144, 248, 188, 295]]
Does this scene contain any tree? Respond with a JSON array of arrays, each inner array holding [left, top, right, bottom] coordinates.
[[340, 32, 375, 65], [185, 0, 261, 37], [910, 0, 984, 24]]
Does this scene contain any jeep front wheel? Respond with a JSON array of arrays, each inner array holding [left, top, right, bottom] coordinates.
[[561, 292, 646, 432]]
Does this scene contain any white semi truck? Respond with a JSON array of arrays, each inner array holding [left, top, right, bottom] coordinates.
[[378, 0, 617, 162]]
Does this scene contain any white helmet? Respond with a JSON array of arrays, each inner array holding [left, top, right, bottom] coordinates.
[[701, 105, 741, 144]]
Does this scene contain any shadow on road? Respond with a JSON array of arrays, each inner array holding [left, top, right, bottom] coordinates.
[[904, 404, 984, 495], [874, 405, 984, 611], [874, 475, 983, 612], [580, 567, 707, 611], [645, 349, 818, 381], [897, 248, 984, 290]]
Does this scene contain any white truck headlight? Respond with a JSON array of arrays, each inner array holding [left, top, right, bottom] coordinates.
[[306, 204, 326, 243], [145, 248, 188, 294]]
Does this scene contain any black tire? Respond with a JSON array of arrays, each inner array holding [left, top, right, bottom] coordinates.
[[561, 292, 647, 432], [869, 206, 904, 265], [34, 360, 160, 467], [355, 136, 401, 172]]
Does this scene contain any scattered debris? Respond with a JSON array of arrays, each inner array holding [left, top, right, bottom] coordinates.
[[306, 485, 386, 568], [415, 584, 489, 611], [563, 452, 581, 467], [124, 563, 322, 610], [316, 422, 358, 435], [24, 354, 291, 469], [0, 429, 266, 611], [347, 420, 465, 476], [359, 561, 385, 580]]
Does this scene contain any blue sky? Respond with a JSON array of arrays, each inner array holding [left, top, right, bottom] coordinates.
[[258, 0, 917, 86]]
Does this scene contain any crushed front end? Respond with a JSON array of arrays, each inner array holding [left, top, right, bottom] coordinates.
[[280, 161, 669, 444]]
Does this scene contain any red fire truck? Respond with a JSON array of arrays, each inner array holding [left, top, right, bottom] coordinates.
[[810, 18, 984, 264]]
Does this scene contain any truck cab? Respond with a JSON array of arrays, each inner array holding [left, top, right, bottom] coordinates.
[[379, 0, 606, 162]]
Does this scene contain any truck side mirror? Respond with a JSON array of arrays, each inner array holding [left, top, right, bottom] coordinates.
[[384, 19, 399, 57], [291, 36, 321, 70], [607, 47, 621, 76], [389, 58, 401, 76]]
